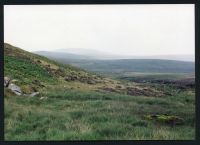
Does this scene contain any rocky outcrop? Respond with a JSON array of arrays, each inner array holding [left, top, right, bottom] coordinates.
[[4, 77, 22, 95], [4, 76, 40, 97], [8, 83, 22, 95]]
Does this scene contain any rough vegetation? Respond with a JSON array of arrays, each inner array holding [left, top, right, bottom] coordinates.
[[4, 43, 195, 140]]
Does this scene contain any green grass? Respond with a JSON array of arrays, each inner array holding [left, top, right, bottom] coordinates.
[[4, 88, 195, 140], [6, 43, 99, 77], [4, 56, 55, 85]]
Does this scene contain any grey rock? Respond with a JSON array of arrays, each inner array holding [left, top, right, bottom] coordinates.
[[8, 83, 22, 95], [4, 77, 40, 97]]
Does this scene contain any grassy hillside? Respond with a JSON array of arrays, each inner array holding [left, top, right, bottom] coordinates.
[[4, 43, 195, 140], [4, 43, 104, 94]]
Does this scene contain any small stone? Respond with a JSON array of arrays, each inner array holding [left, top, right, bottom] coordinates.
[[40, 96, 47, 100], [29, 92, 39, 97]]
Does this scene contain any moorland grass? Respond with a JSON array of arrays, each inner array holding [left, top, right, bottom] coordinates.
[[4, 89, 195, 140]]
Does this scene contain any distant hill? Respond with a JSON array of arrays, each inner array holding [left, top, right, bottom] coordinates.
[[63, 59, 195, 74], [34, 51, 94, 60], [34, 51, 195, 75], [35, 49, 194, 62]]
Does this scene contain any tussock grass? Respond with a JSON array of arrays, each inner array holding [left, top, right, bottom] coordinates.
[[5, 89, 195, 140]]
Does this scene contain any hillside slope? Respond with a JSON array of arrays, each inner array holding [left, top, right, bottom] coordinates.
[[4, 43, 167, 97], [4, 43, 104, 94]]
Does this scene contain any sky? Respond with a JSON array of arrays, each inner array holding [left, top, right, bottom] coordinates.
[[4, 4, 194, 56]]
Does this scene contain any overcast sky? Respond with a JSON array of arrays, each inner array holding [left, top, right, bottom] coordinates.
[[4, 4, 194, 56]]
